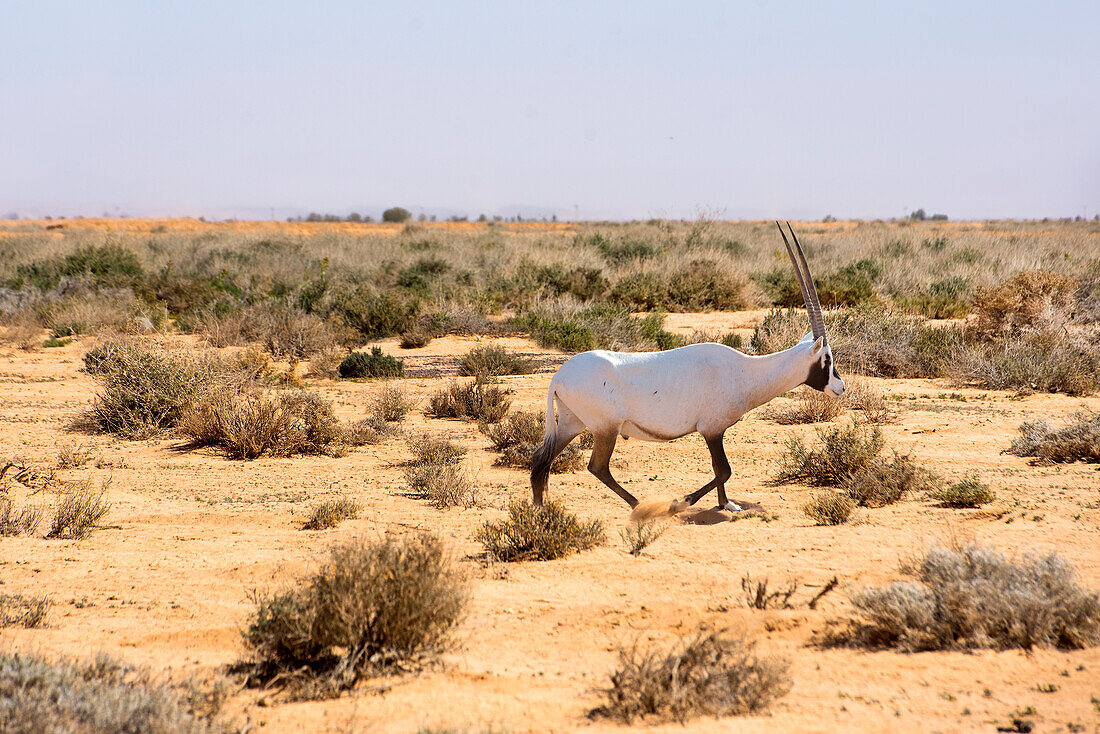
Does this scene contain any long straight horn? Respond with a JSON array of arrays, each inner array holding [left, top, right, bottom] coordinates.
[[776, 221, 823, 341], [786, 222, 826, 341]]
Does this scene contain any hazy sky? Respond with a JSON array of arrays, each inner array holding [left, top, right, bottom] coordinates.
[[3, 1, 1098, 220]]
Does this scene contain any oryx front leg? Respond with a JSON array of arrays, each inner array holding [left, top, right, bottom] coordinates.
[[683, 433, 738, 510], [588, 432, 638, 508]]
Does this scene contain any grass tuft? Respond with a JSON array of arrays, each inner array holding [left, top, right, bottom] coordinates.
[[1009, 413, 1100, 464], [427, 379, 512, 423], [47, 481, 111, 539], [302, 496, 361, 530], [930, 476, 995, 508], [802, 492, 854, 526], [594, 631, 791, 724], [0, 594, 50, 628], [480, 411, 584, 472], [458, 343, 534, 379], [620, 520, 665, 556]]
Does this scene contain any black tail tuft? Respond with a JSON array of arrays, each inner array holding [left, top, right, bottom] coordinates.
[[530, 435, 555, 505]]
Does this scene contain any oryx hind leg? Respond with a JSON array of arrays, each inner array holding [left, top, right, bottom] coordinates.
[[588, 431, 638, 508], [683, 433, 735, 509]]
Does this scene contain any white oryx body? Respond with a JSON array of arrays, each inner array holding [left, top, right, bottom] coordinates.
[[530, 222, 846, 512], [547, 341, 825, 443]]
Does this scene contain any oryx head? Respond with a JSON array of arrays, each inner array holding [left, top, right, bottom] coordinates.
[[777, 222, 845, 398]]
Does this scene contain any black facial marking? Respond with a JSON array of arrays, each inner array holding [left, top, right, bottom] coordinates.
[[805, 353, 832, 392]]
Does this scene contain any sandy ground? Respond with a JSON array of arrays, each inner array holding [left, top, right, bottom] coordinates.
[[2, 316, 1099, 734]]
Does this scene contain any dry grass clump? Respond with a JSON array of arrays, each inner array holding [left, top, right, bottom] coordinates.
[[399, 330, 432, 348], [250, 303, 339, 361], [0, 651, 232, 734], [842, 377, 898, 424], [181, 388, 343, 459], [972, 270, 1078, 339], [302, 496, 361, 530], [0, 594, 50, 628], [741, 576, 798, 610], [802, 492, 855, 525], [955, 330, 1100, 396], [772, 388, 845, 425], [0, 496, 44, 536], [404, 461, 476, 509], [427, 379, 512, 423], [344, 415, 402, 446], [241, 534, 467, 699], [1009, 413, 1100, 464], [458, 343, 534, 379], [56, 443, 95, 468], [930, 476, 995, 508], [779, 422, 936, 507], [338, 347, 404, 379], [85, 340, 219, 438], [620, 520, 665, 556], [307, 346, 345, 379], [403, 434, 476, 509], [46, 481, 111, 539], [0, 309, 42, 350], [594, 631, 791, 724], [480, 410, 584, 472], [476, 499, 605, 562], [847, 544, 1100, 650], [371, 385, 416, 422]]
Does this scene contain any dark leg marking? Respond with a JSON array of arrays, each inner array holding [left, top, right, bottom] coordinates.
[[530, 429, 582, 505], [588, 432, 638, 508], [684, 433, 732, 507]]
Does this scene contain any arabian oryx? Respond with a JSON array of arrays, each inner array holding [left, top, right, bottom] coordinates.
[[530, 222, 845, 513]]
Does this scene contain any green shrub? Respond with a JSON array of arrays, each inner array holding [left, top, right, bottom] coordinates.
[[802, 492, 854, 525], [514, 300, 678, 353], [458, 344, 534, 379], [47, 482, 111, 539], [594, 631, 791, 724], [14, 244, 143, 290], [335, 291, 419, 339], [848, 544, 1100, 650], [930, 477, 995, 508], [382, 207, 412, 223], [611, 261, 756, 312], [427, 380, 511, 423], [476, 499, 604, 562], [302, 497, 361, 530], [241, 534, 466, 698], [339, 347, 404, 379], [399, 330, 432, 348], [0, 651, 229, 733], [1009, 413, 1100, 464], [897, 277, 972, 319]]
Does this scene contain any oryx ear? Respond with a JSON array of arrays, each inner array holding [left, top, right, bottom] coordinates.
[[811, 336, 825, 357]]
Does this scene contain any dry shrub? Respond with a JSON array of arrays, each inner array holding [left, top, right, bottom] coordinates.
[[47, 481, 111, 539], [802, 492, 854, 525], [953, 330, 1100, 396], [0, 310, 42, 350], [930, 476, 995, 508], [427, 379, 512, 423], [1009, 413, 1100, 464], [56, 443, 95, 469], [480, 411, 584, 472], [0, 651, 230, 734], [344, 415, 402, 446], [307, 346, 344, 379], [36, 293, 146, 338], [251, 303, 339, 360], [458, 343, 534, 379], [620, 520, 665, 556], [0, 594, 50, 629], [371, 385, 416, 422], [476, 499, 604, 562], [841, 452, 938, 507], [302, 496, 361, 530], [408, 434, 467, 465], [181, 388, 343, 459], [595, 631, 791, 724], [776, 422, 885, 486], [772, 388, 845, 425], [399, 330, 431, 348], [972, 270, 1077, 339], [842, 377, 897, 424], [741, 576, 798, 610], [404, 461, 476, 509], [241, 534, 467, 698], [86, 341, 219, 439], [847, 544, 1100, 650], [0, 497, 43, 537]]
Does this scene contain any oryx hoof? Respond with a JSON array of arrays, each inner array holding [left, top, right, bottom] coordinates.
[[724, 502, 743, 512]]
